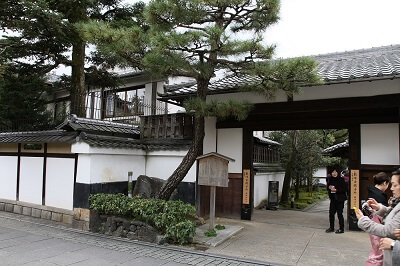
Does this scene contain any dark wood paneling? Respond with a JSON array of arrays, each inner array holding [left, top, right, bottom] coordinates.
[[200, 174, 242, 219], [217, 94, 400, 130]]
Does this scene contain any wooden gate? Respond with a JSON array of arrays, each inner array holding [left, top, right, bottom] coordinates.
[[199, 173, 242, 219]]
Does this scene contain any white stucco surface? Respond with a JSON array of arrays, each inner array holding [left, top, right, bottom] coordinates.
[[89, 154, 146, 183], [217, 128, 243, 173], [76, 154, 91, 184], [0, 156, 18, 200], [254, 172, 285, 208], [19, 157, 43, 205], [145, 154, 196, 182], [295, 79, 400, 101], [45, 158, 75, 210], [361, 123, 400, 165]]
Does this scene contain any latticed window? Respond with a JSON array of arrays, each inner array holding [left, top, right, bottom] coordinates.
[[253, 144, 280, 164]]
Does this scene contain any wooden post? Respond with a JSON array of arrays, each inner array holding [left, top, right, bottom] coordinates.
[[209, 186, 216, 230]]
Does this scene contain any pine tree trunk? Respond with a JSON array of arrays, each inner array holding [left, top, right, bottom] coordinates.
[[70, 40, 86, 117], [280, 131, 298, 204], [157, 79, 209, 200]]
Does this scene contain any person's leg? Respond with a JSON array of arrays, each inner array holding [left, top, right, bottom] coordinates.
[[327, 199, 336, 232], [336, 201, 345, 233]]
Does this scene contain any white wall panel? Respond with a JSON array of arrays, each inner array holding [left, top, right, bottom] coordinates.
[[145, 155, 196, 182], [45, 158, 75, 210], [0, 156, 18, 200], [295, 79, 400, 101], [254, 172, 285, 208], [361, 123, 400, 165], [19, 157, 43, 205], [76, 154, 91, 184], [217, 128, 243, 173], [90, 154, 146, 183]]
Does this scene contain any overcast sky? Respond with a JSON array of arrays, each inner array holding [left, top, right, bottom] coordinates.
[[54, 0, 400, 75], [266, 0, 400, 58]]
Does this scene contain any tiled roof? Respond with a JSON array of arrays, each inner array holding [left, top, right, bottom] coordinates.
[[77, 132, 192, 151], [323, 140, 349, 154], [159, 44, 400, 99], [254, 136, 281, 146], [0, 130, 77, 143], [57, 115, 140, 136]]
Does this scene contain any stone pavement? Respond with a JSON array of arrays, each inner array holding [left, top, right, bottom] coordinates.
[[0, 211, 270, 266], [0, 198, 371, 265], [202, 198, 371, 265]]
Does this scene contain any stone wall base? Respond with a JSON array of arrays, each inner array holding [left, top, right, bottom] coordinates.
[[0, 200, 89, 230]]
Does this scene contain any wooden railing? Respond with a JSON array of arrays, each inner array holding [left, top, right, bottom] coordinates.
[[140, 113, 194, 139], [253, 144, 280, 164]]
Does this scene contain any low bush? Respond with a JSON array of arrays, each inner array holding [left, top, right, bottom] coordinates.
[[90, 193, 197, 245]]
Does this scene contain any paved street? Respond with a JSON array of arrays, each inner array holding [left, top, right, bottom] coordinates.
[[0, 212, 269, 266], [0, 198, 371, 265]]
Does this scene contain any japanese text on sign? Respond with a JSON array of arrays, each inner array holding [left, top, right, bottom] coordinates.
[[351, 170, 359, 209], [243, 169, 250, 204]]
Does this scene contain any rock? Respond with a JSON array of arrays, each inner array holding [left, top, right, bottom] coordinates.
[[89, 210, 102, 233], [123, 220, 131, 230], [129, 225, 137, 232], [127, 231, 137, 240], [113, 226, 124, 237], [133, 175, 177, 199], [156, 235, 167, 245], [110, 220, 117, 231], [137, 225, 158, 243]]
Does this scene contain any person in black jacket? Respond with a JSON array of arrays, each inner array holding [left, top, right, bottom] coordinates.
[[367, 172, 390, 206], [326, 167, 347, 234]]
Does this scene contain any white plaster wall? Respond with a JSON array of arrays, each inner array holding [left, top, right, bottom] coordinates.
[[217, 128, 243, 173], [313, 167, 328, 185], [76, 154, 91, 184], [314, 167, 327, 178], [295, 79, 400, 101], [205, 79, 400, 105], [0, 156, 18, 200], [361, 123, 400, 165], [203, 117, 217, 154], [45, 158, 75, 210], [89, 154, 146, 183], [19, 157, 43, 205], [145, 154, 197, 182], [254, 172, 285, 208]]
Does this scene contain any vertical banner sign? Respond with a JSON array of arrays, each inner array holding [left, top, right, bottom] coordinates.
[[350, 170, 360, 209], [243, 169, 250, 204]]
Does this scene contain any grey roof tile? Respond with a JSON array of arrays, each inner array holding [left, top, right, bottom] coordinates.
[[323, 140, 349, 154], [0, 130, 77, 143], [57, 115, 140, 136], [159, 44, 400, 99], [77, 132, 191, 151]]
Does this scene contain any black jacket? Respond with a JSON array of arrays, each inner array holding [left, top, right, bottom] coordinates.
[[367, 185, 388, 206], [327, 175, 347, 202]]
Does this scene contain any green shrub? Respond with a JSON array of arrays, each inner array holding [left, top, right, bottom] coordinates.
[[89, 193, 197, 245], [204, 229, 217, 237], [215, 224, 225, 230]]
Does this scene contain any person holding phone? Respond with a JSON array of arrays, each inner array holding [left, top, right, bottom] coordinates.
[[356, 168, 400, 266], [326, 167, 347, 234]]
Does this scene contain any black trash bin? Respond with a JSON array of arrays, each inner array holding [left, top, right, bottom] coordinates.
[[267, 181, 279, 210]]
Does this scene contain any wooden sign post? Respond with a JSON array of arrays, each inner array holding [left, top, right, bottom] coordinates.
[[197, 152, 235, 230]]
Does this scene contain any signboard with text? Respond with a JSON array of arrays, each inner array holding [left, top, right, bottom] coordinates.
[[351, 169, 360, 209], [243, 169, 250, 204]]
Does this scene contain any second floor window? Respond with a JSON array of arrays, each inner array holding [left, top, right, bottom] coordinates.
[[105, 88, 145, 117]]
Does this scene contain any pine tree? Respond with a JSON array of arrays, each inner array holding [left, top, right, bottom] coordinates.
[[0, 0, 145, 116], [80, 0, 321, 200]]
